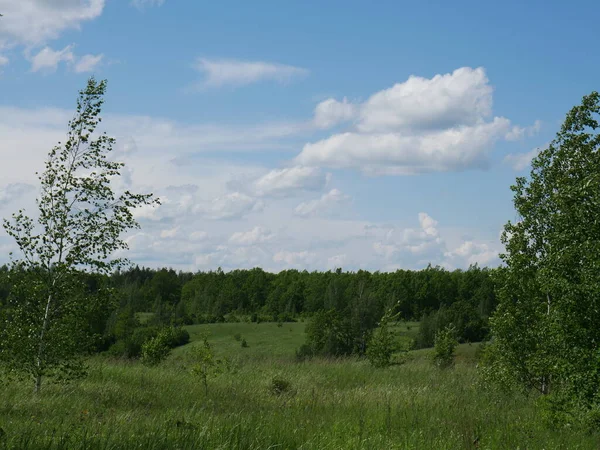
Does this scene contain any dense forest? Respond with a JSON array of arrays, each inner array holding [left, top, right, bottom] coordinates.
[[0, 263, 496, 359]]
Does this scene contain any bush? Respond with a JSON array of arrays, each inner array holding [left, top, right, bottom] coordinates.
[[270, 376, 292, 395], [367, 323, 394, 368], [241, 338, 249, 348], [433, 325, 458, 369], [141, 329, 172, 366], [301, 310, 353, 358], [106, 325, 189, 359]]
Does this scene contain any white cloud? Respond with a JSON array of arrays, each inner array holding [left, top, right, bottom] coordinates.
[[296, 117, 510, 174], [29, 45, 74, 73], [193, 58, 309, 88], [327, 254, 347, 269], [419, 212, 438, 237], [74, 53, 103, 73], [294, 188, 349, 217], [504, 145, 544, 171], [199, 192, 263, 220], [359, 67, 493, 133], [273, 250, 316, 267], [229, 226, 274, 246], [314, 97, 357, 129], [296, 67, 533, 175], [130, 0, 165, 10], [253, 166, 329, 197], [0, 0, 105, 46], [505, 120, 542, 141], [160, 226, 179, 239], [444, 241, 498, 267], [0, 55, 8, 67]]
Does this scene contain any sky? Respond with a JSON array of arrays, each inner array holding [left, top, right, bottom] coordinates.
[[0, 0, 598, 273]]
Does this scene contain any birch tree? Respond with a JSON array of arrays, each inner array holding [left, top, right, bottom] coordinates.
[[0, 78, 158, 392], [484, 92, 600, 424]]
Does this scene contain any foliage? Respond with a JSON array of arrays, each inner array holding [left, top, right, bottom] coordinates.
[[190, 333, 223, 395], [433, 325, 458, 369], [484, 91, 600, 425], [0, 78, 156, 392], [269, 376, 292, 395], [301, 310, 354, 358], [413, 300, 488, 349], [141, 328, 173, 366], [107, 325, 189, 360], [366, 303, 400, 368]]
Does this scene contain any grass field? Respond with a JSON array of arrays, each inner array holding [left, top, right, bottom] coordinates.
[[1, 321, 598, 449]]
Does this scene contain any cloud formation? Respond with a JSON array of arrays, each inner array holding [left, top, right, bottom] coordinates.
[[296, 67, 534, 175], [193, 58, 309, 88], [0, 0, 105, 46], [294, 188, 349, 218], [74, 53, 104, 73], [29, 45, 75, 72]]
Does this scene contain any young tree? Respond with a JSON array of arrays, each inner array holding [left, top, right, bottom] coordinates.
[[367, 303, 400, 368], [483, 92, 600, 421], [0, 78, 158, 392]]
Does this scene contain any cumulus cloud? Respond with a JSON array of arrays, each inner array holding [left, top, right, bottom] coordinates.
[[74, 53, 104, 73], [359, 67, 493, 133], [314, 97, 357, 129], [193, 58, 309, 88], [29, 45, 74, 72], [444, 241, 499, 267], [294, 188, 349, 217], [0, 0, 105, 46], [229, 226, 274, 246], [253, 166, 329, 197], [296, 67, 534, 175], [160, 226, 179, 239], [273, 250, 316, 267], [198, 192, 263, 220]]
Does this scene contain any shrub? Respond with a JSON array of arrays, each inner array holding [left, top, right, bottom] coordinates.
[[367, 323, 394, 368], [190, 333, 223, 396], [140, 329, 172, 366], [241, 338, 249, 348], [433, 325, 458, 369], [301, 310, 353, 358], [270, 376, 292, 395], [366, 304, 400, 368]]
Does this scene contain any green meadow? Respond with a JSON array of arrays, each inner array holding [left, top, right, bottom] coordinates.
[[1, 322, 598, 449]]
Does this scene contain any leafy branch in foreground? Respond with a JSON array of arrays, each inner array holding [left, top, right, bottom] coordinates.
[[0, 78, 159, 392]]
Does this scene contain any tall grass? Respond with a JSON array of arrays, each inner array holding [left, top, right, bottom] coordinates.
[[0, 322, 598, 449]]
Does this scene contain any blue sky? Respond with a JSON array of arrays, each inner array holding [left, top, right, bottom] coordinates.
[[0, 0, 597, 272]]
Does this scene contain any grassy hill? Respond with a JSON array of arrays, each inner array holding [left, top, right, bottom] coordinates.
[[1, 321, 598, 449]]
